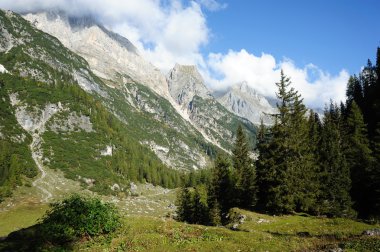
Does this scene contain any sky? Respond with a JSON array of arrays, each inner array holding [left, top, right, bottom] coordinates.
[[0, 0, 379, 107]]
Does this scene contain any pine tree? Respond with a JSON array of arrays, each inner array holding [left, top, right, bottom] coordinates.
[[345, 102, 373, 217], [208, 154, 233, 217], [232, 125, 257, 210], [175, 187, 194, 223], [192, 185, 209, 224], [371, 124, 380, 218], [257, 70, 317, 214], [318, 103, 354, 217]]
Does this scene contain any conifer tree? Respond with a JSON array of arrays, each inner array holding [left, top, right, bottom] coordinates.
[[192, 185, 209, 224], [345, 102, 373, 217], [175, 187, 194, 223], [371, 124, 380, 218], [318, 103, 354, 217], [208, 154, 233, 216], [257, 70, 317, 214], [232, 125, 257, 210]]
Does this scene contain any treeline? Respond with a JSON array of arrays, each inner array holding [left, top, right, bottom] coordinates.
[[176, 48, 380, 224]]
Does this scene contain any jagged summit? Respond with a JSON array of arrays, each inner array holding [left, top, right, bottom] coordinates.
[[217, 81, 277, 125], [23, 11, 169, 98], [167, 64, 212, 108]]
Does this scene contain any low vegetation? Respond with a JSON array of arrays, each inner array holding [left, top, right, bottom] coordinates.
[[1, 198, 379, 251]]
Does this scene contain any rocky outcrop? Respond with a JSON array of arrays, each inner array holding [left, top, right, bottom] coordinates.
[[23, 11, 171, 100], [217, 82, 277, 125], [167, 64, 212, 110]]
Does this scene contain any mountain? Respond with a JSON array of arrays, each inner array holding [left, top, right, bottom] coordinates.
[[19, 11, 225, 170], [23, 11, 170, 99], [0, 9, 259, 203], [217, 82, 277, 125], [167, 64, 257, 150], [22, 10, 258, 162], [0, 10, 187, 201]]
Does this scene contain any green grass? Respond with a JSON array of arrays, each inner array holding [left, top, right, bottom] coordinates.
[[1, 206, 379, 251], [0, 203, 48, 237]]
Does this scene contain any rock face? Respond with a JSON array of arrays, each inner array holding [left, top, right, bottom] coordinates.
[[168, 64, 212, 110], [217, 82, 277, 125], [167, 64, 256, 151], [23, 11, 171, 99]]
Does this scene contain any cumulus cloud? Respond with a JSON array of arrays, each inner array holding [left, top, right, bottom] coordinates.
[[0, 0, 349, 107], [206, 49, 349, 107], [0, 0, 209, 72]]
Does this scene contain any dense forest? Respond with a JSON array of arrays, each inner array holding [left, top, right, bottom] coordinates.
[[177, 48, 380, 224]]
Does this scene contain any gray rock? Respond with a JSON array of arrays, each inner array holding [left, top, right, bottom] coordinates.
[[362, 228, 380, 236]]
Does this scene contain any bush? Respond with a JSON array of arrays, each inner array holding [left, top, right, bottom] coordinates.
[[39, 194, 120, 243]]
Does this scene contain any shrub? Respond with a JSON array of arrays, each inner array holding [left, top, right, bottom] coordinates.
[[39, 194, 120, 243]]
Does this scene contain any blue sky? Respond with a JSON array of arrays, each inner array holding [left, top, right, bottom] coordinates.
[[203, 0, 380, 75], [1, 0, 379, 106]]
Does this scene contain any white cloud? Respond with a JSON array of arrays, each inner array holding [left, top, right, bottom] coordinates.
[[0, 0, 349, 107], [196, 0, 227, 11], [0, 0, 209, 72], [206, 49, 349, 107]]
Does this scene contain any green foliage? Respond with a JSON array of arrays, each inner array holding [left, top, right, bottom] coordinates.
[[345, 101, 374, 217], [0, 74, 186, 193], [39, 194, 120, 243], [232, 125, 257, 210], [208, 154, 234, 215], [257, 70, 318, 214], [317, 103, 354, 217], [0, 79, 37, 201], [343, 48, 380, 219]]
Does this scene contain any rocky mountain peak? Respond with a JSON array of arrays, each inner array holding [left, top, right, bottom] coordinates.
[[217, 82, 277, 125], [23, 11, 170, 99], [167, 64, 212, 107]]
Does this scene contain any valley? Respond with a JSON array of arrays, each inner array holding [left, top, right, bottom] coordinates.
[[0, 5, 379, 252]]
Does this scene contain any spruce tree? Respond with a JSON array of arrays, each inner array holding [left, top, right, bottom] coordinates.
[[208, 154, 233, 217], [192, 185, 209, 224], [257, 70, 317, 214], [371, 124, 380, 218], [175, 187, 194, 223], [345, 101, 373, 217], [318, 103, 354, 217], [232, 125, 257, 210]]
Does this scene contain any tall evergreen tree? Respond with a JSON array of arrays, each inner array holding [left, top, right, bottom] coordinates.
[[208, 154, 233, 217], [257, 70, 317, 214], [175, 187, 194, 223], [192, 185, 209, 224], [317, 103, 354, 217], [371, 124, 380, 218], [345, 102, 373, 217], [232, 125, 257, 210]]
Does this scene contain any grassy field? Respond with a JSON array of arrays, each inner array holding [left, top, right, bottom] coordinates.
[[1, 204, 379, 251], [0, 202, 48, 237]]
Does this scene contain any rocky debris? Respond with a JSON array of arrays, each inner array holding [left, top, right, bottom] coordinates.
[[100, 145, 113, 156], [49, 112, 94, 133], [362, 228, 380, 236], [229, 213, 247, 230], [0, 63, 8, 73], [111, 183, 120, 191], [257, 218, 269, 224], [77, 175, 96, 187], [130, 182, 138, 193]]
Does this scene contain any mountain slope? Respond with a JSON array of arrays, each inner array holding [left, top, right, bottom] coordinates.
[[0, 10, 193, 201], [217, 82, 277, 125], [167, 64, 257, 149]]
